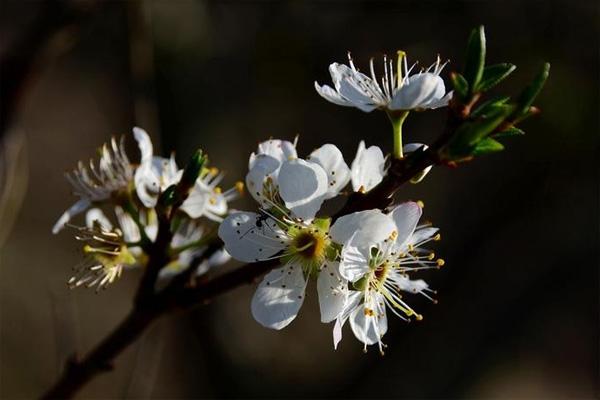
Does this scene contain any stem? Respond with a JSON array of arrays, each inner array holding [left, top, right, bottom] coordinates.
[[389, 111, 409, 159]]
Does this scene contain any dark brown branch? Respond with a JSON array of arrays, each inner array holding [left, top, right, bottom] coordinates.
[[42, 305, 164, 399]]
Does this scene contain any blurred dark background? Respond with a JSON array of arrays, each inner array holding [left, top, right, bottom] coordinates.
[[1, 0, 597, 398]]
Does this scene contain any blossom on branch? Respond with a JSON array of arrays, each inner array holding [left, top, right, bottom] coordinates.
[[315, 51, 452, 113]]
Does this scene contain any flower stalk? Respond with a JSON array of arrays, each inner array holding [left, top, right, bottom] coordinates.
[[388, 110, 409, 159]]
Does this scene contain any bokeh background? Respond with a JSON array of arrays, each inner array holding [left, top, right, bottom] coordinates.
[[1, 0, 598, 398]]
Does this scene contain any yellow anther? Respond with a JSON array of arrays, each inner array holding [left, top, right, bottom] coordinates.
[[358, 185, 366, 194], [214, 187, 222, 194], [389, 230, 398, 241], [408, 244, 414, 251], [436, 259, 445, 267], [415, 314, 423, 321], [83, 244, 94, 254], [416, 200, 425, 209], [363, 308, 374, 317], [235, 181, 245, 194], [209, 167, 219, 176], [434, 233, 441, 241], [209, 197, 217, 205], [428, 252, 435, 260]]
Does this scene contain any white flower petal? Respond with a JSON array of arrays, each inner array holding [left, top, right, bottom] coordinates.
[[327, 63, 380, 112], [314, 82, 352, 107], [249, 139, 297, 169], [278, 159, 328, 221], [151, 156, 181, 189], [133, 127, 163, 208], [180, 183, 210, 218], [52, 199, 91, 234], [396, 274, 429, 294], [85, 208, 112, 230], [390, 202, 422, 246], [133, 127, 153, 165], [308, 144, 351, 199], [403, 143, 433, 183], [251, 263, 307, 330], [317, 261, 348, 323], [339, 234, 372, 282], [332, 291, 362, 349], [245, 155, 281, 204], [349, 292, 388, 346], [330, 209, 395, 247], [114, 206, 142, 243], [390, 73, 447, 110], [207, 248, 231, 268], [350, 141, 385, 192], [407, 226, 439, 247], [338, 78, 379, 112], [218, 211, 287, 263]]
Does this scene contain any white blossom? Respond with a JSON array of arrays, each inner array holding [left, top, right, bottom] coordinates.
[[219, 203, 347, 329], [330, 202, 442, 352], [180, 167, 244, 222], [245, 139, 351, 221], [53, 136, 134, 234], [315, 52, 452, 113], [133, 127, 182, 208]]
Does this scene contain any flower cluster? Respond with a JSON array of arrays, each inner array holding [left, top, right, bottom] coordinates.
[[219, 138, 444, 352], [55, 127, 242, 290]]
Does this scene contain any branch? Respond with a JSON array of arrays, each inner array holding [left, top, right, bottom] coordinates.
[[41, 305, 164, 399]]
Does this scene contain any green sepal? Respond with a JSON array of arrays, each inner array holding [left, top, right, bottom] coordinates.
[[493, 126, 525, 138], [463, 25, 486, 94], [476, 63, 516, 92], [352, 276, 368, 291], [471, 96, 510, 118], [472, 137, 504, 155], [325, 242, 342, 262], [514, 62, 550, 118], [312, 217, 331, 232], [450, 72, 469, 100]]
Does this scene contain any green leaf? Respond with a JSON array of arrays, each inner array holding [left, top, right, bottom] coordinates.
[[471, 95, 511, 118], [476, 63, 516, 92], [493, 126, 525, 138], [446, 104, 514, 157], [463, 25, 486, 94], [515, 62, 550, 118], [472, 137, 504, 155], [180, 150, 207, 189], [450, 72, 469, 100]]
